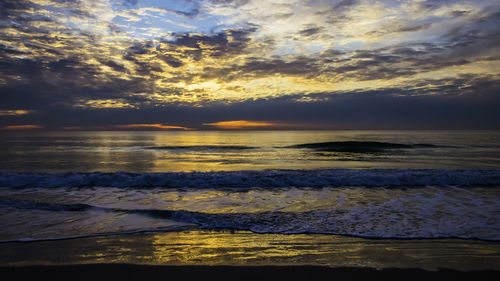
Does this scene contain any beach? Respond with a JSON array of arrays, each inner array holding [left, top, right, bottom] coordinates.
[[2, 0, 500, 278], [3, 264, 499, 280], [1, 130, 499, 279], [1, 230, 500, 279]]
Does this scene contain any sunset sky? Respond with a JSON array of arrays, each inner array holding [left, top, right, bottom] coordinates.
[[1, 0, 499, 130]]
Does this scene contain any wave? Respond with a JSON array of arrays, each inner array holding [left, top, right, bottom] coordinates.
[[164, 210, 500, 241], [0, 199, 96, 212], [144, 145, 257, 151], [1, 199, 498, 241], [0, 169, 499, 188], [0, 228, 193, 243], [144, 141, 442, 153], [287, 141, 440, 153]]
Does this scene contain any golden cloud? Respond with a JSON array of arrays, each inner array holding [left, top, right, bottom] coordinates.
[[74, 99, 137, 109], [113, 124, 193, 130], [1, 0, 499, 112], [203, 120, 276, 129], [1, 124, 43, 130], [0, 110, 33, 116]]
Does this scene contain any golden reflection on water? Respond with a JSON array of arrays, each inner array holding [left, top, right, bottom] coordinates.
[[150, 131, 265, 172], [149, 231, 364, 266], [2, 230, 500, 270], [146, 130, 375, 172], [5, 130, 491, 173], [144, 231, 500, 270]]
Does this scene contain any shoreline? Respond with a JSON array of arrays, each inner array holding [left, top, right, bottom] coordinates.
[[1, 230, 499, 271]]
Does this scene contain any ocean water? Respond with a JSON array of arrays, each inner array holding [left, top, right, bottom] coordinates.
[[0, 130, 499, 242]]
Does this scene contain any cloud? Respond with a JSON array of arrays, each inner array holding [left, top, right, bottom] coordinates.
[[1, 124, 43, 130], [0, 0, 499, 129], [202, 120, 276, 129], [298, 24, 325, 37], [75, 99, 137, 109], [58, 124, 194, 131], [3, 72, 498, 130], [0, 110, 33, 116], [112, 124, 194, 130]]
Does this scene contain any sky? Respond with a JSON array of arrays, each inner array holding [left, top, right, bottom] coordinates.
[[0, 0, 499, 130]]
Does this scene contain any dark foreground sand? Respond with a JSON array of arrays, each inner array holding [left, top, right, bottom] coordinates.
[[1, 230, 499, 280], [1, 264, 499, 281]]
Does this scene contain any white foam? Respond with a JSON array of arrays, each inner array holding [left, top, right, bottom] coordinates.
[[1, 170, 499, 241], [164, 188, 500, 240]]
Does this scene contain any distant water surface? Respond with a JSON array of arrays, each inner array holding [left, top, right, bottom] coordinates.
[[0, 130, 499, 172]]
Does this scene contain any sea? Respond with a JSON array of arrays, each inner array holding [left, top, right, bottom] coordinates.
[[0, 130, 499, 244], [0, 130, 499, 270]]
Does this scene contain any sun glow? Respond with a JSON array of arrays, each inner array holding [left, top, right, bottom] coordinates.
[[1, 124, 43, 130], [203, 120, 276, 130], [114, 124, 193, 130]]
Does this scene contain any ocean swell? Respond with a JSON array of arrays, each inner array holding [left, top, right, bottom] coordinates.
[[287, 141, 440, 153], [0, 169, 499, 188], [144, 145, 257, 151], [1, 199, 498, 241]]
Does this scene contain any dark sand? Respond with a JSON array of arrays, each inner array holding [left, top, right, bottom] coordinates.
[[2, 264, 499, 281], [1, 230, 499, 280]]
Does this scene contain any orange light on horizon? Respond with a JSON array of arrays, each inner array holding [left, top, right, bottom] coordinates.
[[113, 124, 194, 131], [1, 124, 43, 130], [203, 120, 276, 129]]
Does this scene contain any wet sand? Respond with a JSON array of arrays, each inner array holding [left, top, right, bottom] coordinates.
[[2, 264, 499, 280], [1, 230, 499, 279]]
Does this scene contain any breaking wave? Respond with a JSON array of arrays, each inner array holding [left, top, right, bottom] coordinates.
[[0, 169, 499, 188], [1, 197, 499, 241]]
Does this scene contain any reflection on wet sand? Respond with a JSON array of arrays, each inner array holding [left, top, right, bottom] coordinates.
[[1, 231, 499, 271]]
